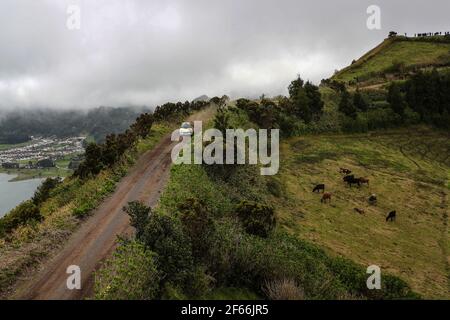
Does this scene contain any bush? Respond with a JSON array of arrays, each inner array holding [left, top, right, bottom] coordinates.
[[0, 201, 42, 237], [124, 201, 151, 240], [94, 240, 159, 300], [327, 257, 420, 300], [236, 201, 276, 238], [263, 279, 305, 300], [141, 213, 194, 286], [178, 198, 215, 263], [32, 177, 62, 206], [72, 201, 95, 218]]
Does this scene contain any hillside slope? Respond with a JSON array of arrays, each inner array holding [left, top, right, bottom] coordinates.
[[332, 36, 450, 86]]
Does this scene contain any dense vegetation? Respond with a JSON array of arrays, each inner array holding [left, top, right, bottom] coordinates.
[[94, 107, 419, 300]]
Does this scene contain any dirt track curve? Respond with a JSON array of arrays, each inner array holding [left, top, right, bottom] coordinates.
[[16, 109, 213, 300]]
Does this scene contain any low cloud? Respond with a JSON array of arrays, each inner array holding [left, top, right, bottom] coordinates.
[[0, 0, 449, 109]]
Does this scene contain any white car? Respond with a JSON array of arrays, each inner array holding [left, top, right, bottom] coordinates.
[[179, 122, 193, 136]]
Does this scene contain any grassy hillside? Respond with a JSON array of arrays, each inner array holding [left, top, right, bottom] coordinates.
[[273, 128, 450, 298], [332, 37, 450, 85]]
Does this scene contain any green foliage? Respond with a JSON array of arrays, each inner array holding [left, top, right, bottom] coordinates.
[[140, 212, 194, 286], [304, 81, 325, 117], [236, 201, 276, 238], [328, 257, 420, 299], [94, 240, 159, 300], [353, 89, 369, 112], [178, 198, 215, 263], [0, 201, 42, 236], [387, 82, 406, 116], [32, 177, 62, 206], [130, 113, 154, 139], [124, 201, 151, 240], [404, 69, 450, 128], [338, 88, 357, 119], [213, 107, 231, 135], [289, 76, 313, 123]]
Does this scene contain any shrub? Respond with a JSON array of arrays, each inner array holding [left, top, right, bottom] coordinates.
[[141, 213, 194, 286], [0, 201, 42, 237], [32, 177, 62, 206], [178, 198, 215, 263], [263, 279, 305, 300], [327, 257, 420, 300], [236, 201, 276, 238], [72, 201, 94, 218], [94, 240, 159, 300], [124, 201, 151, 240]]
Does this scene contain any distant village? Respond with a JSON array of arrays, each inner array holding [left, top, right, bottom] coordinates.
[[0, 136, 85, 170]]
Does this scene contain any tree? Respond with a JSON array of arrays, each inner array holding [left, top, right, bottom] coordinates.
[[288, 76, 312, 123], [236, 98, 251, 110], [131, 113, 154, 139], [353, 89, 369, 112], [236, 201, 276, 238], [124, 201, 151, 240], [387, 83, 406, 116], [213, 107, 230, 135], [74, 142, 104, 178], [338, 88, 357, 119], [304, 81, 324, 117]]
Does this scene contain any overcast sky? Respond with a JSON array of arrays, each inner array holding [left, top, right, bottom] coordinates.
[[0, 0, 449, 110]]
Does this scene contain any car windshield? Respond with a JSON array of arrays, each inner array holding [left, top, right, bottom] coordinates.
[[181, 122, 191, 129]]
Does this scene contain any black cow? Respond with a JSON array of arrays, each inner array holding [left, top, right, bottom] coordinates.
[[386, 211, 396, 222], [313, 184, 325, 193], [343, 175, 360, 187]]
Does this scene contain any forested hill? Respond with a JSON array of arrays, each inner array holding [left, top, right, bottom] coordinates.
[[0, 106, 151, 144]]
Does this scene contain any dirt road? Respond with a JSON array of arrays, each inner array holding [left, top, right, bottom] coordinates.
[[16, 108, 214, 300]]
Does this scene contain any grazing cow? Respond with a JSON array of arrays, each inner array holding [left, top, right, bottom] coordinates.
[[359, 177, 370, 186], [354, 208, 365, 215], [368, 194, 377, 205], [386, 211, 396, 222], [313, 184, 325, 193], [344, 175, 361, 187], [339, 168, 352, 175], [321, 192, 332, 203]]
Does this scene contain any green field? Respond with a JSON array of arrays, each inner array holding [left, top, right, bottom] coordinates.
[[273, 127, 450, 298], [0, 141, 32, 151], [0, 156, 77, 181], [333, 38, 450, 83]]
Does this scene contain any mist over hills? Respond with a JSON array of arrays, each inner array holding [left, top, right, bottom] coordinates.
[[0, 106, 151, 144]]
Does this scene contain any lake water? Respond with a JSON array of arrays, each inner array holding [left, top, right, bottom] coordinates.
[[0, 173, 43, 218]]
